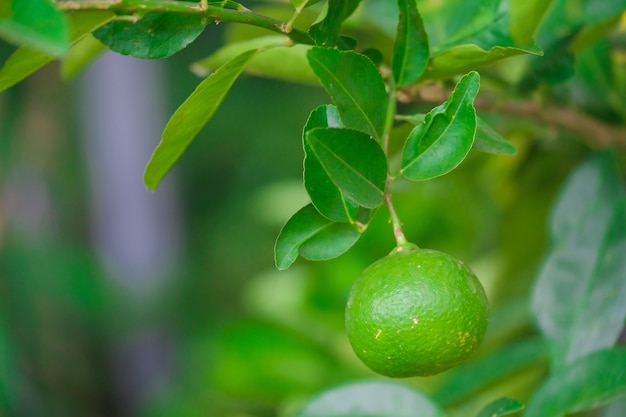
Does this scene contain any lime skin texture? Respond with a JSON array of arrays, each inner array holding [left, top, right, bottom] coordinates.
[[345, 248, 489, 378]]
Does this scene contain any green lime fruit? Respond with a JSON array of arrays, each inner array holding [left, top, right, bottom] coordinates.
[[345, 247, 489, 378]]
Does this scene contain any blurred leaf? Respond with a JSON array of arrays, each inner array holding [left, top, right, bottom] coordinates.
[[434, 337, 545, 406], [0, 0, 69, 55], [509, 0, 553, 45], [307, 47, 388, 140], [291, 0, 323, 8], [401, 71, 479, 181], [191, 35, 317, 85], [295, 380, 445, 417], [0, 10, 113, 92], [93, 13, 207, 59], [531, 152, 626, 369], [144, 49, 257, 191], [60, 33, 107, 80], [305, 128, 387, 212], [392, 0, 429, 86], [275, 204, 361, 270], [524, 348, 626, 417], [308, 0, 361, 47], [474, 397, 525, 417], [473, 115, 517, 155]]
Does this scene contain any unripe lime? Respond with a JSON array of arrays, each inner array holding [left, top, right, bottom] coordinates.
[[345, 247, 489, 377]]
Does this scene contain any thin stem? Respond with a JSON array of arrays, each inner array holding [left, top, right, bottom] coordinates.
[[56, 0, 313, 45], [384, 177, 408, 248]]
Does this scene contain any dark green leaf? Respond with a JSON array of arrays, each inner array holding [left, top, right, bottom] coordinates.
[[307, 47, 388, 140], [0, 11, 114, 92], [475, 397, 525, 417], [473, 115, 517, 155], [308, 0, 362, 47], [531, 152, 626, 369], [401, 71, 480, 181], [294, 379, 445, 417], [275, 204, 360, 270], [94, 13, 208, 59], [144, 49, 257, 191], [0, 0, 69, 55], [524, 348, 626, 417], [305, 128, 387, 210], [392, 0, 429, 86]]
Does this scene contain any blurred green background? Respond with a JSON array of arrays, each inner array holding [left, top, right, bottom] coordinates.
[[1, 1, 624, 416]]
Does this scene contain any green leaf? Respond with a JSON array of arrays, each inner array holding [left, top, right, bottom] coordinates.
[[524, 348, 626, 417], [392, 0, 429, 86], [144, 49, 257, 191], [473, 115, 517, 155], [302, 105, 359, 223], [509, 0, 554, 45], [275, 204, 360, 270], [191, 35, 318, 85], [294, 379, 445, 417], [0, 0, 69, 56], [308, 0, 362, 47], [60, 34, 108, 80], [401, 71, 480, 181], [475, 397, 525, 417], [290, 0, 323, 9], [305, 128, 387, 211], [93, 13, 208, 59], [307, 47, 388, 140], [0, 10, 114, 92], [531, 152, 626, 369]]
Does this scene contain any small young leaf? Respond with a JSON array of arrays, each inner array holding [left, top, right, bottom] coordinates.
[[401, 71, 480, 181], [0, 0, 69, 56], [94, 14, 208, 59], [307, 47, 388, 140], [305, 127, 387, 209], [144, 49, 258, 191], [475, 397, 525, 417], [0, 10, 114, 92], [392, 0, 429, 86], [473, 115, 517, 155], [308, 0, 362, 47], [524, 348, 626, 417], [531, 152, 626, 369], [275, 204, 360, 270]]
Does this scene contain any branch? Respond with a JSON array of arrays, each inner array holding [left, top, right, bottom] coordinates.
[[56, 0, 314, 45]]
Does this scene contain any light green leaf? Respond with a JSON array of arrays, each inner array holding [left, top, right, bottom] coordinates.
[[144, 49, 258, 191], [473, 115, 517, 155], [294, 379, 445, 417], [0, 10, 114, 92], [0, 0, 69, 56], [531, 152, 626, 369], [94, 13, 207, 59], [307, 47, 388, 140], [274, 204, 360, 270], [401, 71, 480, 181], [524, 348, 626, 417], [60, 33, 108, 80], [392, 0, 429, 86], [509, 0, 553, 45], [475, 397, 525, 417], [305, 127, 387, 210]]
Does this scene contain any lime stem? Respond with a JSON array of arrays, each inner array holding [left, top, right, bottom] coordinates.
[[385, 178, 408, 248]]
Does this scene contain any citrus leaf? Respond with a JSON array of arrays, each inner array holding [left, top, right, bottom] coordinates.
[[305, 127, 387, 210], [307, 47, 388, 140], [302, 105, 359, 223], [144, 49, 257, 191], [531, 152, 626, 369], [0, 0, 69, 56], [524, 348, 626, 417], [308, 0, 361, 47], [274, 204, 360, 270], [474, 397, 525, 417], [93, 13, 208, 59], [0, 10, 114, 92], [473, 115, 517, 155], [509, 0, 553, 45], [294, 380, 445, 417], [392, 0, 429, 86], [401, 71, 480, 181]]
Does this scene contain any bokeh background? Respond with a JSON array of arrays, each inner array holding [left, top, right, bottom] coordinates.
[[1, 1, 624, 416]]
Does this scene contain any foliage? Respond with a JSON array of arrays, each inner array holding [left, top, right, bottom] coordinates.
[[0, 0, 625, 416]]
